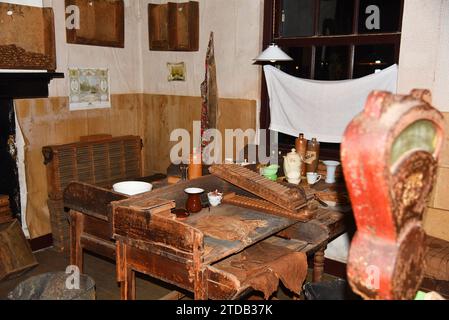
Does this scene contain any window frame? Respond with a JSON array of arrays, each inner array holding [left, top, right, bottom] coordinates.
[[260, 0, 404, 154]]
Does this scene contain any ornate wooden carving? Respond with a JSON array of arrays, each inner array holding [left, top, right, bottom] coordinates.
[[342, 90, 445, 300]]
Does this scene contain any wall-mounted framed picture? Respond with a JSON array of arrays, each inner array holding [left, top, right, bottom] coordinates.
[[167, 62, 186, 81], [65, 0, 125, 48], [68, 68, 111, 111]]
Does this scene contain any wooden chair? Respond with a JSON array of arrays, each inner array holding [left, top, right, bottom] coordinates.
[[342, 89, 445, 299], [43, 135, 143, 251]]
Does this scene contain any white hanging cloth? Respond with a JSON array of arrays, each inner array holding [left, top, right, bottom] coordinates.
[[264, 64, 398, 143]]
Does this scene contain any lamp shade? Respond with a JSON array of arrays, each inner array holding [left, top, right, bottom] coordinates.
[[254, 44, 293, 62]]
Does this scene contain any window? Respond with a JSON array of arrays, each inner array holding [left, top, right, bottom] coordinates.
[[261, 0, 404, 157]]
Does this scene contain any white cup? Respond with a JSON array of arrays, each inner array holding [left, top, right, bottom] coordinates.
[[208, 192, 223, 207], [307, 172, 322, 185], [323, 161, 341, 184]]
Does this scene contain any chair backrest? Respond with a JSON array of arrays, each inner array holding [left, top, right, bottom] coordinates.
[[342, 89, 445, 300], [43, 135, 142, 200]]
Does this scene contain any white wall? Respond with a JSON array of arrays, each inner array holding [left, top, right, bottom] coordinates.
[[2, 0, 42, 7], [140, 0, 264, 100], [398, 0, 449, 111], [48, 0, 144, 96]]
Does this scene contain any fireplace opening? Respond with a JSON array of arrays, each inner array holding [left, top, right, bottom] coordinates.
[[0, 98, 21, 219]]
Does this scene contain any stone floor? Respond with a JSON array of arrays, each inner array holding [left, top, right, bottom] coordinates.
[[0, 248, 341, 300]]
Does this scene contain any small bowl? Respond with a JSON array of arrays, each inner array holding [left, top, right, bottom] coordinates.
[[262, 164, 280, 176], [207, 192, 223, 207], [113, 181, 153, 196]]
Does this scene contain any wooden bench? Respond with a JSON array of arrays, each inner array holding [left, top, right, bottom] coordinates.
[[43, 135, 143, 251]]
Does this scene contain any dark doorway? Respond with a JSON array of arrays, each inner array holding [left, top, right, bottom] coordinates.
[[0, 98, 21, 219]]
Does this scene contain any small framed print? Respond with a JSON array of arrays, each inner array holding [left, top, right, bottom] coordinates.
[[167, 62, 186, 81], [68, 68, 111, 111]]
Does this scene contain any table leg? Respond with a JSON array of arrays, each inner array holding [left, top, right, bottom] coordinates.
[[70, 210, 84, 273], [313, 246, 327, 282], [124, 267, 136, 300]]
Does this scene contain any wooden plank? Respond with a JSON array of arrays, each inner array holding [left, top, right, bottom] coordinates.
[[223, 193, 314, 222], [184, 204, 297, 265], [125, 242, 194, 292], [0, 220, 38, 281], [63, 182, 127, 221], [113, 200, 204, 253]]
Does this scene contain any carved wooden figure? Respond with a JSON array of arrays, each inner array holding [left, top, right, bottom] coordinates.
[[342, 90, 445, 300]]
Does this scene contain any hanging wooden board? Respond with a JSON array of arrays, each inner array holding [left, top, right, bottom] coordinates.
[[0, 3, 56, 70], [148, 1, 199, 51], [65, 0, 125, 48]]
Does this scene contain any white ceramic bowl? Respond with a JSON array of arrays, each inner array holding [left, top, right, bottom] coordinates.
[[208, 192, 223, 207], [113, 181, 153, 196]]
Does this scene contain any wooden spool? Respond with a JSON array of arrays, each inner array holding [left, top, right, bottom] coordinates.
[[0, 220, 38, 281]]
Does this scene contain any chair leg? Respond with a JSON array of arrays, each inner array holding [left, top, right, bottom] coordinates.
[[313, 246, 327, 282], [70, 210, 84, 273]]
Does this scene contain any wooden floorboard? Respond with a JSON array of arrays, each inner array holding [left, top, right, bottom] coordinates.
[[0, 248, 174, 300], [0, 248, 342, 300]]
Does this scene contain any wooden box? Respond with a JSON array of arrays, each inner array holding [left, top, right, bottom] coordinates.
[[42, 135, 143, 251], [65, 0, 125, 48], [0, 220, 38, 281], [149, 1, 199, 51]]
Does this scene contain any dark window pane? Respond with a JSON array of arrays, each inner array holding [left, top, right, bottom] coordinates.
[[280, 0, 315, 37], [281, 47, 313, 78], [353, 44, 395, 78], [319, 0, 355, 35], [315, 46, 350, 80], [358, 0, 402, 34], [278, 133, 296, 146]]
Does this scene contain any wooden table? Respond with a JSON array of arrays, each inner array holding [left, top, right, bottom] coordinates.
[[112, 175, 351, 299], [64, 174, 351, 300]]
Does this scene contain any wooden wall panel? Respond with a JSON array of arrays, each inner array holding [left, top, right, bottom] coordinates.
[[424, 208, 449, 242], [142, 94, 256, 175], [425, 113, 449, 241], [142, 95, 201, 175], [15, 94, 142, 238], [15, 94, 255, 238]]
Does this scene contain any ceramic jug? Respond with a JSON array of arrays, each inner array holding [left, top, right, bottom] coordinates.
[[283, 149, 302, 184]]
